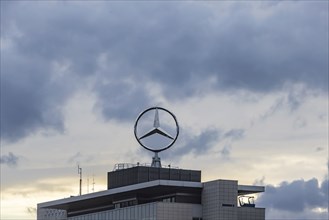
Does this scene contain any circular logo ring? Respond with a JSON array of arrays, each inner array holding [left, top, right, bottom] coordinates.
[[134, 107, 179, 153]]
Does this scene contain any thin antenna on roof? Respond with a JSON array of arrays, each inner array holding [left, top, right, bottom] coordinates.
[[92, 174, 95, 192], [87, 176, 89, 193], [78, 165, 82, 196]]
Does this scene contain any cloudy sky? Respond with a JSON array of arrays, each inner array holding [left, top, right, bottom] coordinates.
[[1, 1, 328, 219]]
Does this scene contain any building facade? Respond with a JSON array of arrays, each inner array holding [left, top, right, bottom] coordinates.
[[37, 164, 265, 220]]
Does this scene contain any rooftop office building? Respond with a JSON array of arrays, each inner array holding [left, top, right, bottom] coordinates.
[[37, 107, 265, 219], [38, 163, 265, 220]]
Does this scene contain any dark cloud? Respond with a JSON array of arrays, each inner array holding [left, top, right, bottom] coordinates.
[[67, 152, 94, 164], [1, 64, 71, 142], [185, 128, 220, 155], [93, 80, 151, 122], [1, 1, 327, 142], [220, 145, 231, 159], [259, 97, 285, 121], [0, 152, 19, 167], [258, 178, 328, 213], [1, 7, 76, 143], [165, 128, 220, 160], [259, 85, 317, 122], [321, 178, 328, 197], [163, 127, 245, 160], [253, 176, 266, 186], [224, 129, 245, 140], [220, 129, 245, 159]]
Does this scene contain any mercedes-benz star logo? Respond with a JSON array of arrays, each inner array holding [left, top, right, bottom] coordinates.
[[134, 107, 179, 153]]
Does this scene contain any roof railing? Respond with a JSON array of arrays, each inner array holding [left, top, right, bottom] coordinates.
[[113, 163, 179, 171]]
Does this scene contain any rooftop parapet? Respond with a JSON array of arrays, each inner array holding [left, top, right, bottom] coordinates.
[[108, 165, 201, 189]]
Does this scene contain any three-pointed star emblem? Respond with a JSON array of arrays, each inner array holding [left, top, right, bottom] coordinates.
[[138, 108, 174, 140]]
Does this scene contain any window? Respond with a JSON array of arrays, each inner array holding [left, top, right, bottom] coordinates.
[[162, 196, 175, 203]]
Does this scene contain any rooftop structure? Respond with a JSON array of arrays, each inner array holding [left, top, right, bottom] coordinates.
[[38, 163, 265, 220], [37, 107, 265, 219]]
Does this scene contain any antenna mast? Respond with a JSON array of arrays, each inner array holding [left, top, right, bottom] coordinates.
[[92, 174, 95, 192], [78, 165, 82, 196], [87, 176, 89, 193]]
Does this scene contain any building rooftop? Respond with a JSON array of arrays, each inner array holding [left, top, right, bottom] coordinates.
[[38, 179, 203, 217], [238, 185, 265, 195], [38, 179, 264, 212]]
